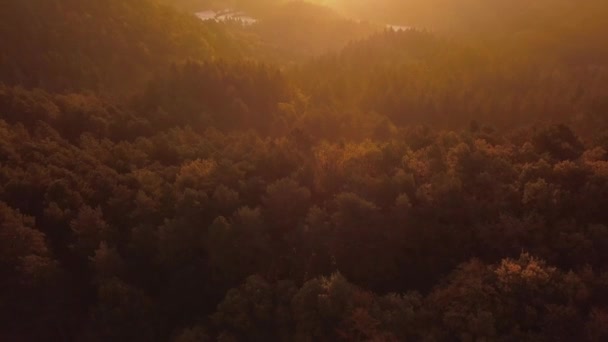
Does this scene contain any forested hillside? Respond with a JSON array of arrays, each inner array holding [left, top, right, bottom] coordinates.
[[249, 1, 377, 61], [0, 0, 254, 95], [294, 30, 608, 131], [2, 0, 608, 341]]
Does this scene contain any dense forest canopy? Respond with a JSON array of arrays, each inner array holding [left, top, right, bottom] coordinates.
[[2, 0, 608, 341], [0, 0, 258, 95]]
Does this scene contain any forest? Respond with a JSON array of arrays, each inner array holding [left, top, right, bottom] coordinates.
[[2, 0, 608, 341]]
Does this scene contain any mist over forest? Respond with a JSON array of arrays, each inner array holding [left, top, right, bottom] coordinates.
[[3, 0, 608, 341]]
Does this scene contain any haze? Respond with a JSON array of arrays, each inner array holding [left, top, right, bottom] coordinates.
[[2, 0, 608, 341]]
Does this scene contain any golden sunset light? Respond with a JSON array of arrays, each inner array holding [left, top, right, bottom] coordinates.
[[2, 0, 608, 340]]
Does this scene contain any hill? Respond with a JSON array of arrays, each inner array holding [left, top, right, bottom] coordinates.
[[0, 0, 252, 95], [294, 30, 608, 131]]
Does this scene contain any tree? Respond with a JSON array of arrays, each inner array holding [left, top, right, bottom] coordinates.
[[263, 178, 311, 234], [0, 202, 67, 341], [82, 277, 159, 341], [533, 124, 584, 161], [70, 205, 111, 259]]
